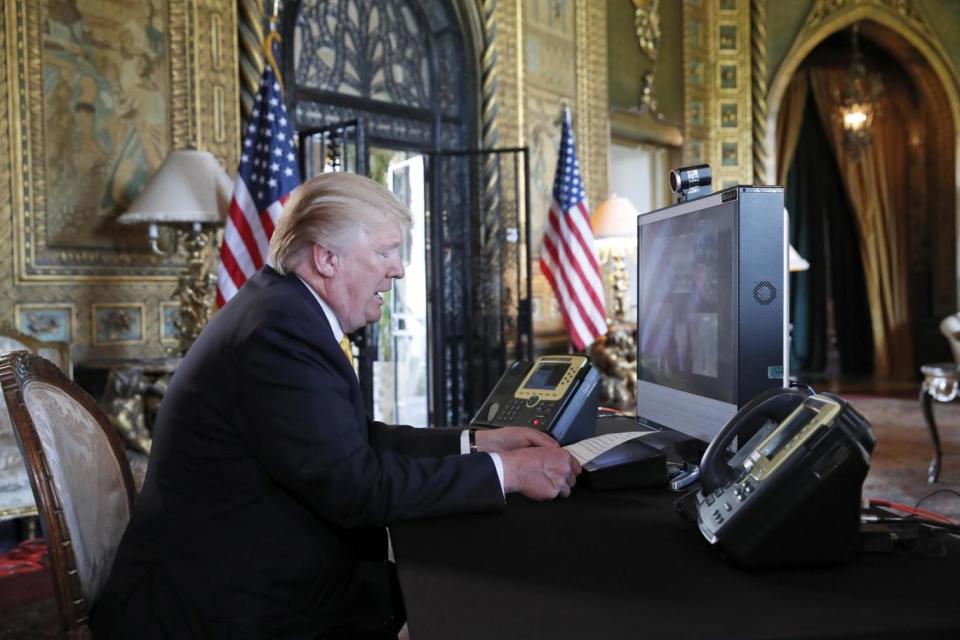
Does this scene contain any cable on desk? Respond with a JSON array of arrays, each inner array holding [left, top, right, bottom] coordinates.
[[597, 407, 629, 417], [914, 488, 960, 511], [867, 498, 956, 526]]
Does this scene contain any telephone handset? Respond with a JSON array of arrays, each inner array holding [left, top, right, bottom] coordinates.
[[688, 386, 877, 568], [470, 355, 600, 445], [699, 387, 812, 493]]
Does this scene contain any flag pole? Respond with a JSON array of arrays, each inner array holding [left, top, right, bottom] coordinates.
[[265, 1, 284, 93]]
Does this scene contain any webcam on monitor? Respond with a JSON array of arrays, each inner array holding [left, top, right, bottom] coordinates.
[[669, 164, 713, 203]]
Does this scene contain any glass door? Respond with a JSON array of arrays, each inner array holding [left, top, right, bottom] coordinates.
[[370, 149, 429, 427]]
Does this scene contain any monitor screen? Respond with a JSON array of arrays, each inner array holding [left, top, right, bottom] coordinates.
[[635, 186, 786, 445], [638, 201, 736, 404]]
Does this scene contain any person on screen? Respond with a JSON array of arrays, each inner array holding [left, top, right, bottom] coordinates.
[[92, 173, 581, 639], [668, 235, 720, 377]]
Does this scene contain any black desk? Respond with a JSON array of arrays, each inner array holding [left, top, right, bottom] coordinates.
[[391, 487, 960, 639]]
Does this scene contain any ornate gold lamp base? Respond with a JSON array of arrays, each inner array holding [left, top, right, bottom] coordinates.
[[169, 225, 219, 357], [590, 323, 637, 411]]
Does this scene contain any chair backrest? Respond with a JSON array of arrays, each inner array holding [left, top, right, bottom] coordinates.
[[0, 351, 135, 638], [940, 313, 960, 364]]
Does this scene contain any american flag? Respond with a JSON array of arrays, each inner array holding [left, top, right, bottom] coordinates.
[[216, 33, 301, 306], [539, 108, 607, 350]]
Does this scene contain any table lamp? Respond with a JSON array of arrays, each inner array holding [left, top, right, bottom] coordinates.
[[118, 150, 232, 355], [591, 194, 641, 323], [789, 244, 810, 272], [783, 210, 810, 273]]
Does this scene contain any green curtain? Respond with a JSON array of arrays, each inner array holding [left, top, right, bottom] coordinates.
[[786, 94, 873, 375]]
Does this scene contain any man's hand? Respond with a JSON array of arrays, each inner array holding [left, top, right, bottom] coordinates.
[[499, 447, 581, 501], [474, 426, 559, 453]]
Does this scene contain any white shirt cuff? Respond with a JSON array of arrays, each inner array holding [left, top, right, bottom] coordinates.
[[461, 430, 506, 497], [488, 452, 506, 497]]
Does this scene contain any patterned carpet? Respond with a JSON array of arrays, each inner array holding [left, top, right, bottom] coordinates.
[[853, 394, 960, 519], [0, 395, 957, 638]]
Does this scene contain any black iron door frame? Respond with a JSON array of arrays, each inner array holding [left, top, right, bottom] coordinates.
[[426, 147, 533, 426]]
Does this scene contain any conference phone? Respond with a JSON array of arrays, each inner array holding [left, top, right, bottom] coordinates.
[[469, 355, 599, 445], [686, 387, 876, 568]]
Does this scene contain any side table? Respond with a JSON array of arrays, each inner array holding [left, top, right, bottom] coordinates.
[[919, 362, 959, 483]]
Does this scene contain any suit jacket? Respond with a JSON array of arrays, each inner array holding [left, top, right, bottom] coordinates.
[[93, 267, 504, 638]]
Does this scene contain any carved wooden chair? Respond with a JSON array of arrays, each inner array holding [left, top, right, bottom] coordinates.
[[0, 351, 135, 638], [0, 326, 72, 523]]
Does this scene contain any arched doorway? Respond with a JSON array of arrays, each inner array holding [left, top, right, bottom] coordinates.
[[766, 8, 960, 382], [279, 1, 526, 427]]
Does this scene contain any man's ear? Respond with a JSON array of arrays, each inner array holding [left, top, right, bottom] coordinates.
[[311, 243, 338, 277]]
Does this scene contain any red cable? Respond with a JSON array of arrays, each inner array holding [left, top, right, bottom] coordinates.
[[598, 406, 626, 415], [868, 498, 956, 525]]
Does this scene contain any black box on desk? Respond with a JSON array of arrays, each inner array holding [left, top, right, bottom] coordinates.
[[582, 438, 667, 490]]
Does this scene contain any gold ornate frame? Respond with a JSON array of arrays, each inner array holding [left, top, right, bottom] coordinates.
[[2, 0, 239, 282], [91, 303, 148, 346], [14, 303, 76, 343], [1, 0, 239, 359], [682, 0, 753, 187], [159, 301, 180, 344]]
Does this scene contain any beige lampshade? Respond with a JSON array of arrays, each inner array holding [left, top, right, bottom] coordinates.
[[789, 244, 810, 272], [590, 194, 640, 239], [118, 150, 233, 225], [782, 208, 810, 272]]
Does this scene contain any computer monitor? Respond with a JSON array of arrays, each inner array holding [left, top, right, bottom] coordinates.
[[635, 185, 788, 445]]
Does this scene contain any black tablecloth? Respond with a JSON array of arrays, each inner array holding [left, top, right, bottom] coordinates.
[[391, 487, 960, 639]]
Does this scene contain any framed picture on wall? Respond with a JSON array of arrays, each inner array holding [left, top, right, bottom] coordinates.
[[92, 303, 146, 346], [15, 304, 75, 342]]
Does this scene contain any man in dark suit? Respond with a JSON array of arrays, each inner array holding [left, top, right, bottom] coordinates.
[[93, 173, 580, 639]]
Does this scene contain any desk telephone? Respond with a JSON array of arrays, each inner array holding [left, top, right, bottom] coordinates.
[[685, 387, 876, 568], [470, 355, 599, 445]]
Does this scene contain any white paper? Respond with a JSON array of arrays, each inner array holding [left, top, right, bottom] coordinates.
[[563, 431, 653, 465]]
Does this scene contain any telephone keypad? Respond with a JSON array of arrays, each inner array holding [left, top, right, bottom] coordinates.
[[494, 399, 527, 424], [490, 395, 564, 429]]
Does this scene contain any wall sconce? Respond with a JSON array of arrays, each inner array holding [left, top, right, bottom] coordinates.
[[118, 150, 232, 356], [591, 194, 641, 323]]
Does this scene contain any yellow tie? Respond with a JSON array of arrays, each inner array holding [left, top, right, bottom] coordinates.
[[339, 335, 355, 369]]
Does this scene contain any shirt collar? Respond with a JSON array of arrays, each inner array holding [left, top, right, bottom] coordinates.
[[295, 274, 344, 343]]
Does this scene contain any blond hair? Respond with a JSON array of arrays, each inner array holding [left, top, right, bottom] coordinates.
[[269, 172, 413, 274]]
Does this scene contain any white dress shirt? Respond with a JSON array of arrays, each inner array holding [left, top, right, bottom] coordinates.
[[295, 275, 505, 495]]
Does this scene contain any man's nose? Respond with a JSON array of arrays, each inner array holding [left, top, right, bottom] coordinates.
[[389, 256, 405, 279]]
